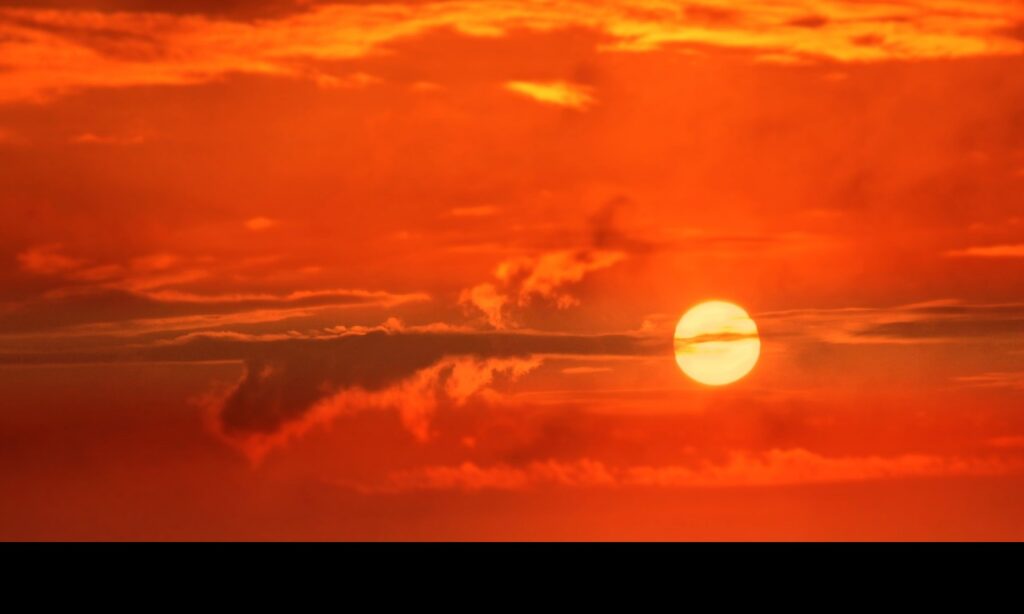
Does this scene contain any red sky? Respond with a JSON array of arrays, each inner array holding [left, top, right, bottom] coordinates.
[[2, 0, 1024, 540]]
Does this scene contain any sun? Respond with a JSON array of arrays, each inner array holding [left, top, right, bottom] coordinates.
[[674, 301, 760, 386]]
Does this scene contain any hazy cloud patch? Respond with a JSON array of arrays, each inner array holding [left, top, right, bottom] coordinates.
[[947, 244, 1024, 258], [372, 448, 1021, 492]]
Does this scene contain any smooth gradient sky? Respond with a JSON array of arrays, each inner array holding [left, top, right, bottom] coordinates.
[[2, 0, 1024, 540]]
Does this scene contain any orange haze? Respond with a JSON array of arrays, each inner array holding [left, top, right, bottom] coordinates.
[[2, 0, 1024, 540]]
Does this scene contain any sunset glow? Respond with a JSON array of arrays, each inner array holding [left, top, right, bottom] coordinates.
[[2, 0, 1024, 541]]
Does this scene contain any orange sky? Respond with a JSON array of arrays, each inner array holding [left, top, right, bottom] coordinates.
[[2, 0, 1024, 540]]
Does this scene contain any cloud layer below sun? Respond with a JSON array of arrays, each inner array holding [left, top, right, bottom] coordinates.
[[376, 448, 1020, 493], [0, 0, 1022, 102]]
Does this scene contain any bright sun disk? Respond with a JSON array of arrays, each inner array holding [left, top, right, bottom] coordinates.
[[674, 301, 760, 386]]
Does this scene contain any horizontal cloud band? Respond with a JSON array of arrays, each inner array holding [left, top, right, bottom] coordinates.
[[1, 1, 1021, 102]]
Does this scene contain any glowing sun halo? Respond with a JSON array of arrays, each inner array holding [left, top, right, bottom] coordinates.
[[674, 301, 760, 386]]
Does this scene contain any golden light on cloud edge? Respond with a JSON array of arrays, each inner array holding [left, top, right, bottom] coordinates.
[[505, 80, 597, 110]]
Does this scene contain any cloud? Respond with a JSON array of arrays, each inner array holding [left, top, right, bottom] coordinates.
[[0, 126, 24, 144], [458, 282, 508, 329], [955, 372, 1024, 390], [199, 329, 654, 460], [214, 355, 543, 462], [244, 216, 278, 231], [224, 354, 544, 460], [16, 244, 84, 274], [311, 71, 381, 89], [947, 244, 1024, 258], [760, 299, 1024, 345], [376, 448, 1021, 492], [456, 198, 646, 329], [6, 244, 428, 336], [561, 366, 613, 375], [0, 284, 428, 337], [510, 250, 626, 307], [587, 196, 656, 253], [70, 132, 146, 145], [989, 436, 1024, 449], [448, 205, 499, 218], [0, 1, 313, 19], [382, 458, 616, 491], [460, 249, 626, 328], [505, 80, 596, 110], [1, 1, 1021, 102]]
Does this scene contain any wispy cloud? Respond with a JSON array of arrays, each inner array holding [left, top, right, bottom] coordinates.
[[460, 249, 626, 328], [989, 436, 1024, 449], [16, 244, 85, 275], [374, 448, 1021, 492], [505, 80, 596, 110], [760, 299, 1024, 345], [955, 372, 1024, 390], [7, 244, 428, 337], [244, 217, 278, 231], [947, 244, 1024, 258], [40, 291, 430, 338], [448, 205, 500, 218], [561, 366, 613, 375], [70, 132, 147, 145], [311, 71, 381, 90]]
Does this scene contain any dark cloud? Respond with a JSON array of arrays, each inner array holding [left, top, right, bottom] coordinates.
[[0, 13, 167, 60], [0, 1, 376, 20], [857, 318, 1024, 341], [683, 4, 739, 26], [851, 33, 886, 47], [0, 288, 416, 334], [758, 302, 1024, 347], [905, 303, 1024, 318], [848, 303, 1024, 341], [589, 196, 656, 253], [212, 331, 660, 435], [0, 329, 662, 435], [998, 22, 1024, 42], [787, 15, 829, 29]]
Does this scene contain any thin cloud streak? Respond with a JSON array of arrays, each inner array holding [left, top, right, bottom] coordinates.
[[505, 80, 596, 110], [947, 244, 1024, 258], [759, 299, 1024, 345], [372, 448, 1023, 492]]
